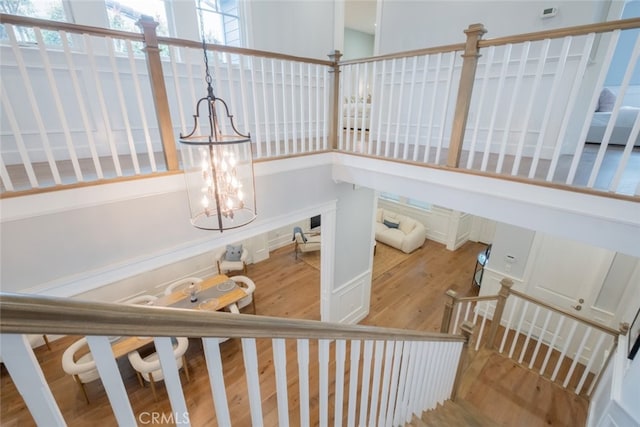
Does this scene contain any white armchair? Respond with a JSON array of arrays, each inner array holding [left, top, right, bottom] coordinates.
[[127, 337, 190, 401], [215, 245, 249, 275], [61, 337, 100, 404], [230, 275, 256, 313], [293, 227, 321, 259]]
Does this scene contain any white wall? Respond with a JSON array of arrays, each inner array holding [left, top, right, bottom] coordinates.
[[0, 159, 339, 297], [343, 28, 374, 61], [247, 0, 336, 59], [376, 0, 616, 54]]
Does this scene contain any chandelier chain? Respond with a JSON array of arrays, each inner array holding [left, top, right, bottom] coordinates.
[[197, 0, 213, 89]]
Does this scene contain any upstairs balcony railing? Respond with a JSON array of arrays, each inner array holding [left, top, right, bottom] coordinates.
[[1, 14, 639, 198]]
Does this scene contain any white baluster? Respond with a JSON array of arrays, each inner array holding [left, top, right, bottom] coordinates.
[[496, 42, 530, 174], [563, 327, 592, 388], [307, 63, 313, 152], [273, 338, 290, 427], [297, 339, 310, 427], [377, 341, 395, 427], [374, 60, 387, 157], [384, 340, 403, 427], [466, 46, 494, 169], [508, 300, 530, 359], [519, 306, 541, 364], [280, 61, 290, 154], [358, 340, 374, 426], [383, 59, 397, 157], [0, 334, 66, 426], [260, 58, 271, 156], [433, 51, 457, 165], [319, 339, 330, 427], [347, 340, 361, 427], [86, 335, 137, 426], [270, 59, 281, 156], [334, 339, 347, 427], [392, 57, 407, 159], [529, 310, 553, 369], [540, 315, 566, 376], [290, 61, 298, 153], [0, 90, 37, 189], [250, 56, 263, 158], [126, 39, 157, 172], [423, 53, 442, 163], [84, 34, 122, 176], [551, 320, 579, 381], [367, 340, 385, 427], [413, 55, 429, 162], [576, 332, 608, 395], [106, 37, 140, 175], [202, 337, 232, 426], [241, 338, 264, 426], [499, 296, 520, 354]]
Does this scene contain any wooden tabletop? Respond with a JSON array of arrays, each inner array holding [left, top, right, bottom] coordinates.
[[110, 275, 247, 358]]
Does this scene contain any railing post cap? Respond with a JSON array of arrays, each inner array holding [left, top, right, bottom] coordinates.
[[500, 278, 514, 288], [446, 289, 458, 298], [464, 23, 487, 36], [136, 15, 159, 29], [620, 322, 630, 335]]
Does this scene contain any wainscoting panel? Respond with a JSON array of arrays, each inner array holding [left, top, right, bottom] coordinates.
[[331, 271, 372, 324]]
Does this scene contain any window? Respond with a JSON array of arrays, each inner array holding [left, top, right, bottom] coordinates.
[[0, 0, 65, 21], [0, 0, 66, 44], [196, 0, 242, 47], [379, 193, 431, 211], [105, 0, 169, 36]]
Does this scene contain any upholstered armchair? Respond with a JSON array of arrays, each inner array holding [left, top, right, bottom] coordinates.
[[127, 337, 190, 401], [215, 244, 249, 275], [292, 227, 321, 259], [61, 337, 100, 404]]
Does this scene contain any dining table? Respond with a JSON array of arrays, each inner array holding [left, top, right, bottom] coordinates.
[[109, 274, 247, 358]]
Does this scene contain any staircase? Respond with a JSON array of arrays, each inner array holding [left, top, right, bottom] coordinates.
[[410, 346, 590, 427], [410, 400, 500, 427]]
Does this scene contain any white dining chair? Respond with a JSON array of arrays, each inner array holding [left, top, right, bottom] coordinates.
[[230, 275, 256, 314], [127, 337, 190, 401], [164, 277, 203, 296], [61, 337, 101, 404]]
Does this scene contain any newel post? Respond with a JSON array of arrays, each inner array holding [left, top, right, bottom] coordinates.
[[440, 289, 458, 333], [451, 321, 475, 401], [485, 278, 513, 349], [447, 23, 487, 168], [137, 16, 179, 171], [327, 50, 343, 150]]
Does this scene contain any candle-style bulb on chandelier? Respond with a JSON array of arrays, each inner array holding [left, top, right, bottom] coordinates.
[[179, 17, 256, 231]]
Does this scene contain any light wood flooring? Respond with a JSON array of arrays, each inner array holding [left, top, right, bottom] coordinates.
[[0, 240, 588, 426]]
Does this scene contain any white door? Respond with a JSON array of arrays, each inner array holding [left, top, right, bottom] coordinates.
[[525, 233, 616, 326]]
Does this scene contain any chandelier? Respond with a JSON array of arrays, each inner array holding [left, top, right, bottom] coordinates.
[[179, 7, 256, 231]]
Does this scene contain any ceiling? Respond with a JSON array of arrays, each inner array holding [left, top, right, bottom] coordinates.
[[344, 0, 377, 35]]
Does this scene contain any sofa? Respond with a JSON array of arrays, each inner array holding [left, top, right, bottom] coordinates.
[[375, 208, 427, 253]]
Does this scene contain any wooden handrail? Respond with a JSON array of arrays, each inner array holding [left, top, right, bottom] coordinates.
[[338, 42, 467, 66], [339, 17, 640, 67], [0, 293, 465, 343], [508, 288, 623, 337], [450, 294, 501, 304], [0, 13, 145, 40], [0, 13, 333, 67], [478, 17, 640, 49]]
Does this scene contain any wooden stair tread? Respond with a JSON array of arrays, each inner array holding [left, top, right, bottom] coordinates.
[[408, 399, 500, 427]]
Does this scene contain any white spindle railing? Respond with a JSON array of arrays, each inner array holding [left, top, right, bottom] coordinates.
[[338, 50, 464, 164], [443, 284, 622, 398], [2, 14, 638, 197], [0, 293, 467, 427]]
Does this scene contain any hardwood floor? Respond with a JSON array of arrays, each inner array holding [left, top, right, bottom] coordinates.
[[0, 239, 588, 426]]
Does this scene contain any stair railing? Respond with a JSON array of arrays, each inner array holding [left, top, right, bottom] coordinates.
[[440, 278, 627, 398], [1, 292, 469, 427]]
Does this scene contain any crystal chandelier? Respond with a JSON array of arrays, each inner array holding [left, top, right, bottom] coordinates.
[[179, 7, 256, 231]]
